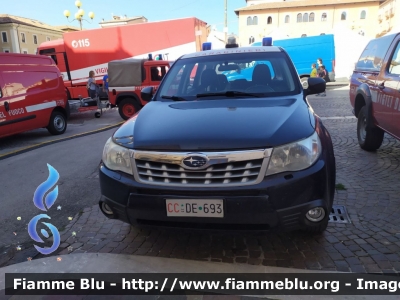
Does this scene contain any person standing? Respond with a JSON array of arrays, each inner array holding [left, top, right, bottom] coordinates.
[[87, 70, 97, 99], [317, 65, 329, 97], [310, 63, 318, 77], [322, 65, 330, 82], [103, 73, 109, 95]]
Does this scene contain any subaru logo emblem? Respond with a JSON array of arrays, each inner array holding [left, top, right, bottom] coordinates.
[[182, 155, 208, 169]]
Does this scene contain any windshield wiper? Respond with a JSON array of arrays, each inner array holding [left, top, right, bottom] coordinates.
[[196, 91, 260, 98], [161, 95, 186, 101]]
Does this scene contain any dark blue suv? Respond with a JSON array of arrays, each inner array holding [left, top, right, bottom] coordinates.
[[99, 38, 336, 233]]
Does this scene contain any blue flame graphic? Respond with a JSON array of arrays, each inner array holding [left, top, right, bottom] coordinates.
[[28, 164, 61, 255], [33, 164, 59, 211], [28, 214, 60, 255]]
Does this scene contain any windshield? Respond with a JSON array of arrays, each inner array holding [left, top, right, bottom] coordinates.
[[156, 51, 300, 101]]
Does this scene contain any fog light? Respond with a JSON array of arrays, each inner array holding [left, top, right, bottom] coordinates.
[[101, 202, 114, 215], [306, 207, 325, 222]]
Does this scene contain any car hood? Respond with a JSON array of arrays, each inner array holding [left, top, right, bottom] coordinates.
[[114, 97, 316, 151]]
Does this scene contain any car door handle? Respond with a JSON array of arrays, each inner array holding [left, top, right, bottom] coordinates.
[[4, 101, 9, 112]]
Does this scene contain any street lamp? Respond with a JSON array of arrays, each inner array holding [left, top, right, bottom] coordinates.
[[63, 1, 95, 30]]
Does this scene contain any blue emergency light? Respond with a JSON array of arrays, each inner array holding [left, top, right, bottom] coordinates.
[[202, 42, 212, 51], [262, 37, 273, 46], [148, 54, 153, 60]]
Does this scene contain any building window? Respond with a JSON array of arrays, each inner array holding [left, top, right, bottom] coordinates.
[[46, 37, 51, 41], [247, 16, 252, 25], [22, 49, 28, 54], [297, 13, 302, 22], [267, 16, 272, 24], [303, 13, 309, 22], [309, 13, 315, 22], [3, 48, 10, 53], [33, 35, 38, 44], [321, 13, 327, 21], [341, 12, 347, 20], [360, 10, 366, 19], [1, 32, 8, 43], [253, 16, 258, 25], [249, 36, 255, 44], [285, 15, 290, 23], [21, 32, 26, 43]]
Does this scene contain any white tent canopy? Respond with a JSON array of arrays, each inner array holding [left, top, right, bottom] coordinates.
[[266, 28, 290, 40], [207, 30, 225, 49], [330, 24, 370, 79]]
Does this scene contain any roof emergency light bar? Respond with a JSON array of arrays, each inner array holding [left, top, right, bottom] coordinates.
[[262, 37, 273, 46], [202, 42, 212, 51]]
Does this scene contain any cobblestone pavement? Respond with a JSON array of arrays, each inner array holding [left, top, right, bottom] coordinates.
[[7, 88, 400, 274]]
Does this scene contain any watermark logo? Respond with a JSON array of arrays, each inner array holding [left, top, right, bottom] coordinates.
[[28, 164, 61, 255]]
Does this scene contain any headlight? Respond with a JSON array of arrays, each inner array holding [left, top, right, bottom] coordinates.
[[266, 131, 321, 176], [102, 138, 133, 175]]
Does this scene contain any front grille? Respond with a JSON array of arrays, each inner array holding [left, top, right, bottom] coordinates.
[[131, 149, 271, 187], [135, 159, 264, 186], [136, 189, 262, 197]]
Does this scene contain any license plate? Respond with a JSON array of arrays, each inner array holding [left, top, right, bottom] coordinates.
[[166, 199, 224, 218]]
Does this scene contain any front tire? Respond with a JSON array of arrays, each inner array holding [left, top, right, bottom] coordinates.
[[118, 98, 141, 120], [47, 111, 67, 135], [304, 218, 329, 234], [357, 106, 384, 151]]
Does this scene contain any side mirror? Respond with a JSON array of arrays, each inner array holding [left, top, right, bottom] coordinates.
[[304, 77, 326, 96], [141, 86, 154, 102]]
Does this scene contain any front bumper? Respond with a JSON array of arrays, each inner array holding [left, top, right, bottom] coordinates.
[[99, 153, 335, 232]]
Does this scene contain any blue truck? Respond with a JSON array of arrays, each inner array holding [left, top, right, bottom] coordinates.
[[251, 34, 335, 82]]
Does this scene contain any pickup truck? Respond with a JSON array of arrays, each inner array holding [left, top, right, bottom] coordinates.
[[108, 57, 172, 120], [349, 33, 400, 151]]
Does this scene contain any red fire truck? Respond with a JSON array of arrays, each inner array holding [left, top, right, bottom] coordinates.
[[107, 57, 173, 120], [37, 17, 207, 100]]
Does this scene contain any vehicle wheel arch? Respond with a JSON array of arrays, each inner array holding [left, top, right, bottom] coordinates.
[[65, 88, 72, 101], [354, 94, 366, 118], [355, 84, 374, 129], [47, 107, 67, 135], [63, 90, 71, 120], [117, 94, 142, 120], [115, 92, 142, 107], [52, 106, 68, 119]]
